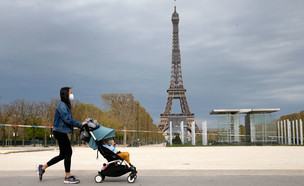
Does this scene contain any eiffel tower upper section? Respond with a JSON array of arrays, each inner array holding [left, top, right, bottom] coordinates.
[[169, 6, 185, 91]]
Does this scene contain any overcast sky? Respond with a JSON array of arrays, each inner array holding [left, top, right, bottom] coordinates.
[[1, 0, 304, 128]]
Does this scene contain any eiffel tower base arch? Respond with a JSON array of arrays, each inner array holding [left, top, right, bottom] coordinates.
[[158, 114, 200, 134]]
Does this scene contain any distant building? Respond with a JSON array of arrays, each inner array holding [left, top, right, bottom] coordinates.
[[210, 109, 280, 144]]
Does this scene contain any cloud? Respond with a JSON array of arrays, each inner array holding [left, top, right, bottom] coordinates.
[[1, 0, 304, 128]]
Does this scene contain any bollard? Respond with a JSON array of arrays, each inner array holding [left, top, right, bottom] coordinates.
[[296, 120, 299, 145], [169, 121, 172, 145], [180, 121, 184, 145], [202, 121, 207, 146], [191, 121, 195, 145], [300, 119, 303, 145], [287, 119, 292, 145]]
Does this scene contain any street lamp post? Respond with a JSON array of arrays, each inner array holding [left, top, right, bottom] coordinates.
[[146, 114, 149, 145], [136, 103, 139, 144]]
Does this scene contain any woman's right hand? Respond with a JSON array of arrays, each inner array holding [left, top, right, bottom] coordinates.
[[82, 121, 88, 125]]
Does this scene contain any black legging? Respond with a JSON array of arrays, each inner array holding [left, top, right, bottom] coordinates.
[[47, 131, 72, 173]]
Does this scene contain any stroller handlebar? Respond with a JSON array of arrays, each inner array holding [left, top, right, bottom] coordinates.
[[82, 123, 100, 131], [82, 124, 90, 131]]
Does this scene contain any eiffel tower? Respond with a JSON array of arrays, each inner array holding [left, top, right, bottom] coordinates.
[[158, 5, 200, 134]]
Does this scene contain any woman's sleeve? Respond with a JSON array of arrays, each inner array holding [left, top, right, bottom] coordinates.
[[58, 103, 82, 129]]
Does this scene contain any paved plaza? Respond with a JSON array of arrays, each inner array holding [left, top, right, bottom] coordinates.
[[1, 145, 304, 185]]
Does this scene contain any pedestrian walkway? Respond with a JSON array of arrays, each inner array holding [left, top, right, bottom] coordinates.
[[1, 145, 304, 171], [1, 146, 304, 186]]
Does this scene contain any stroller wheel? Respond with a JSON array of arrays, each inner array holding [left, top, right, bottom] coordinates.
[[127, 173, 137, 183], [95, 174, 105, 183]]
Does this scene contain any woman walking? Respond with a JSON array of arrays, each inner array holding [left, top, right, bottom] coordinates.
[[37, 87, 87, 184]]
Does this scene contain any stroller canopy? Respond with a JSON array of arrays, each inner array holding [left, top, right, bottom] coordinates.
[[89, 126, 115, 150]]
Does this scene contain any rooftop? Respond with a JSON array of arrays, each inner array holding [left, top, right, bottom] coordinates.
[[210, 108, 280, 115]]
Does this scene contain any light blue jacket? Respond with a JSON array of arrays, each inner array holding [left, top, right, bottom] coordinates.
[[102, 143, 118, 154], [53, 102, 82, 134]]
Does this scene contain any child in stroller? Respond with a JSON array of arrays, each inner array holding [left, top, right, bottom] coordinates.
[[81, 123, 137, 183], [100, 139, 132, 165]]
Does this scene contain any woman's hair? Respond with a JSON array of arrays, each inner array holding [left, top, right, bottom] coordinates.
[[60, 87, 71, 108]]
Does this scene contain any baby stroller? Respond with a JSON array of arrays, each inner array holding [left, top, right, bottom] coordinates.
[[81, 124, 137, 183]]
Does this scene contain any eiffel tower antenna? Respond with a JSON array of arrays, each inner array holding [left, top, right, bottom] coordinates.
[[158, 2, 200, 134]]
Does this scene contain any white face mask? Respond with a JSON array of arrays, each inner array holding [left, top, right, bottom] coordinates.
[[69, 93, 74, 101]]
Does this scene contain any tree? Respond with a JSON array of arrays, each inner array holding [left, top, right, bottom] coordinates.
[[101, 94, 137, 146], [172, 134, 182, 144], [10, 99, 34, 146], [40, 99, 60, 127], [101, 93, 164, 146], [0, 104, 14, 146], [73, 102, 103, 123], [0, 95, 165, 146], [10, 99, 45, 146], [29, 102, 41, 146]]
